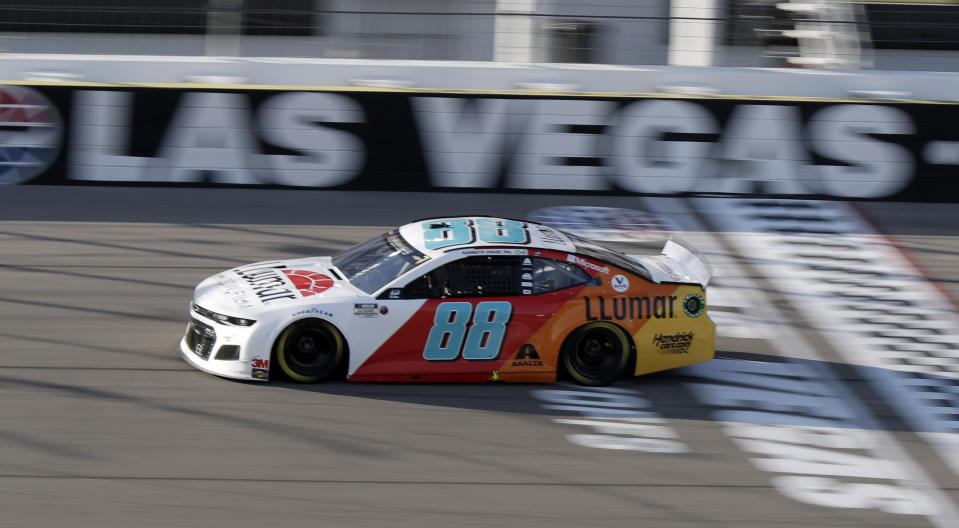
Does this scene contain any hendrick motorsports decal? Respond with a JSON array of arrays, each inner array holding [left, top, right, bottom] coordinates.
[[652, 332, 693, 354]]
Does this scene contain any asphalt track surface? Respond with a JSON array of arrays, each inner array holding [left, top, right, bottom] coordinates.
[[2, 186, 959, 527]]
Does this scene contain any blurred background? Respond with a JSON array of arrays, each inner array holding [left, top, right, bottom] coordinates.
[[3, 2, 959, 527], [0, 0, 955, 70]]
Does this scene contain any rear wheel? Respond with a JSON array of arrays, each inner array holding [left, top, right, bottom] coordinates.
[[561, 322, 631, 386], [274, 319, 347, 383]]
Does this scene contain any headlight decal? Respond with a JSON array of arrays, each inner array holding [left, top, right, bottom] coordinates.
[[192, 303, 256, 326]]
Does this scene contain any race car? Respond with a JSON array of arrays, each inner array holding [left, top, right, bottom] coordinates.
[[180, 216, 715, 385]]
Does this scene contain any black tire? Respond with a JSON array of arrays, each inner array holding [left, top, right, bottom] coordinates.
[[274, 319, 347, 383], [561, 322, 631, 386]]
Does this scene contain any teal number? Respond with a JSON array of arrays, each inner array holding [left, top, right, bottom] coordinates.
[[476, 219, 528, 245], [423, 302, 472, 360], [462, 301, 512, 360], [423, 219, 473, 250], [423, 301, 513, 361]]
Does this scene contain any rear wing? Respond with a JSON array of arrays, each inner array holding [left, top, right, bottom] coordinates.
[[628, 237, 713, 288], [661, 238, 713, 288]]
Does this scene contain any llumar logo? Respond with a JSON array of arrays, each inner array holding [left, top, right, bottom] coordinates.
[[234, 262, 297, 304], [652, 332, 693, 354], [585, 296, 677, 321]]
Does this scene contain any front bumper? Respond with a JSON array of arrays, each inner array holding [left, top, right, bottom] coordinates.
[[179, 316, 267, 382]]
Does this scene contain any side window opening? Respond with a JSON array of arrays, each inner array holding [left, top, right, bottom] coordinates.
[[399, 256, 522, 299], [532, 258, 591, 294], [438, 256, 521, 298]]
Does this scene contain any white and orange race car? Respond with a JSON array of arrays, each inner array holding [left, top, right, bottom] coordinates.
[[180, 217, 715, 385]]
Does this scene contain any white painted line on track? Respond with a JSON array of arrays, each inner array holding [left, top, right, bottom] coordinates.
[[647, 197, 959, 525], [698, 198, 959, 484]]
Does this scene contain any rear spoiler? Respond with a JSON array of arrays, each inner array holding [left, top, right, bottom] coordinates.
[[629, 237, 713, 288], [661, 237, 712, 288]]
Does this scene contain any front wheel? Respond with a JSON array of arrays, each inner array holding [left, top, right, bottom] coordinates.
[[274, 319, 347, 383], [561, 322, 631, 386]]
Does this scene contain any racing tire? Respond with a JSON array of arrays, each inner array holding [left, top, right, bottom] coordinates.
[[274, 319, 347, 383], [561, 322, 631, 386]]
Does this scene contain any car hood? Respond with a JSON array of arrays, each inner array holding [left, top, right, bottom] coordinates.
[[193, 257, 358, 315]]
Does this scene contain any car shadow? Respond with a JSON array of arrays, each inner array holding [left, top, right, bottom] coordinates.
[[250, 351, 959, 436]]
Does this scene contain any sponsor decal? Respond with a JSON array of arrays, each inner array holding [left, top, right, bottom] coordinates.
[[512, 343, 544, 367], [233, 263, 333, 304], [0, 86, 62, 184], [683, 293, 705, 318], [251, 368, 269, 380], [567, 254, 610, 275], [534, 226, 567, 245], [611, 274, 629, 292], [656, 260, 683, 282], [522, 257, 532, 266], [251, 358, 269, 369], [354, 303, 379, 318], [461, 248, 530, 256], [214, 273, 254, 309], [651, 332, 693, 354], [292, 307, 334, 318], [585, 295, 676, 321], [388, 288, 402, 299], [281, 269, 334, 297], [379, 305, 389, 315], [522, 272, 532, 280], [234, 262, 297, 304]]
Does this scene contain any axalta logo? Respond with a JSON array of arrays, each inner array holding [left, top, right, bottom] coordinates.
[[512, 344, 543, 367], [0, 86, 62, 184], [567, 254, 610, 275], [652, 332, 694, 354]]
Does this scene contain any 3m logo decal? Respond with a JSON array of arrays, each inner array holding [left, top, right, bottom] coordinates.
[[423, 302, 513, 361], [281, 270, 335, 297], [251, 358, 269, 369]]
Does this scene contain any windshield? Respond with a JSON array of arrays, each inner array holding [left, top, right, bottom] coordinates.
[[332, 230, 430, 294]]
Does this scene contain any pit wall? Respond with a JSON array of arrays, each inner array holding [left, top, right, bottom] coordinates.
[[6, 81, 959, 201]]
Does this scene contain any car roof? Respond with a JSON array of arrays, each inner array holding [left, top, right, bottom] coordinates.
[[399, 216, 577, 257]]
